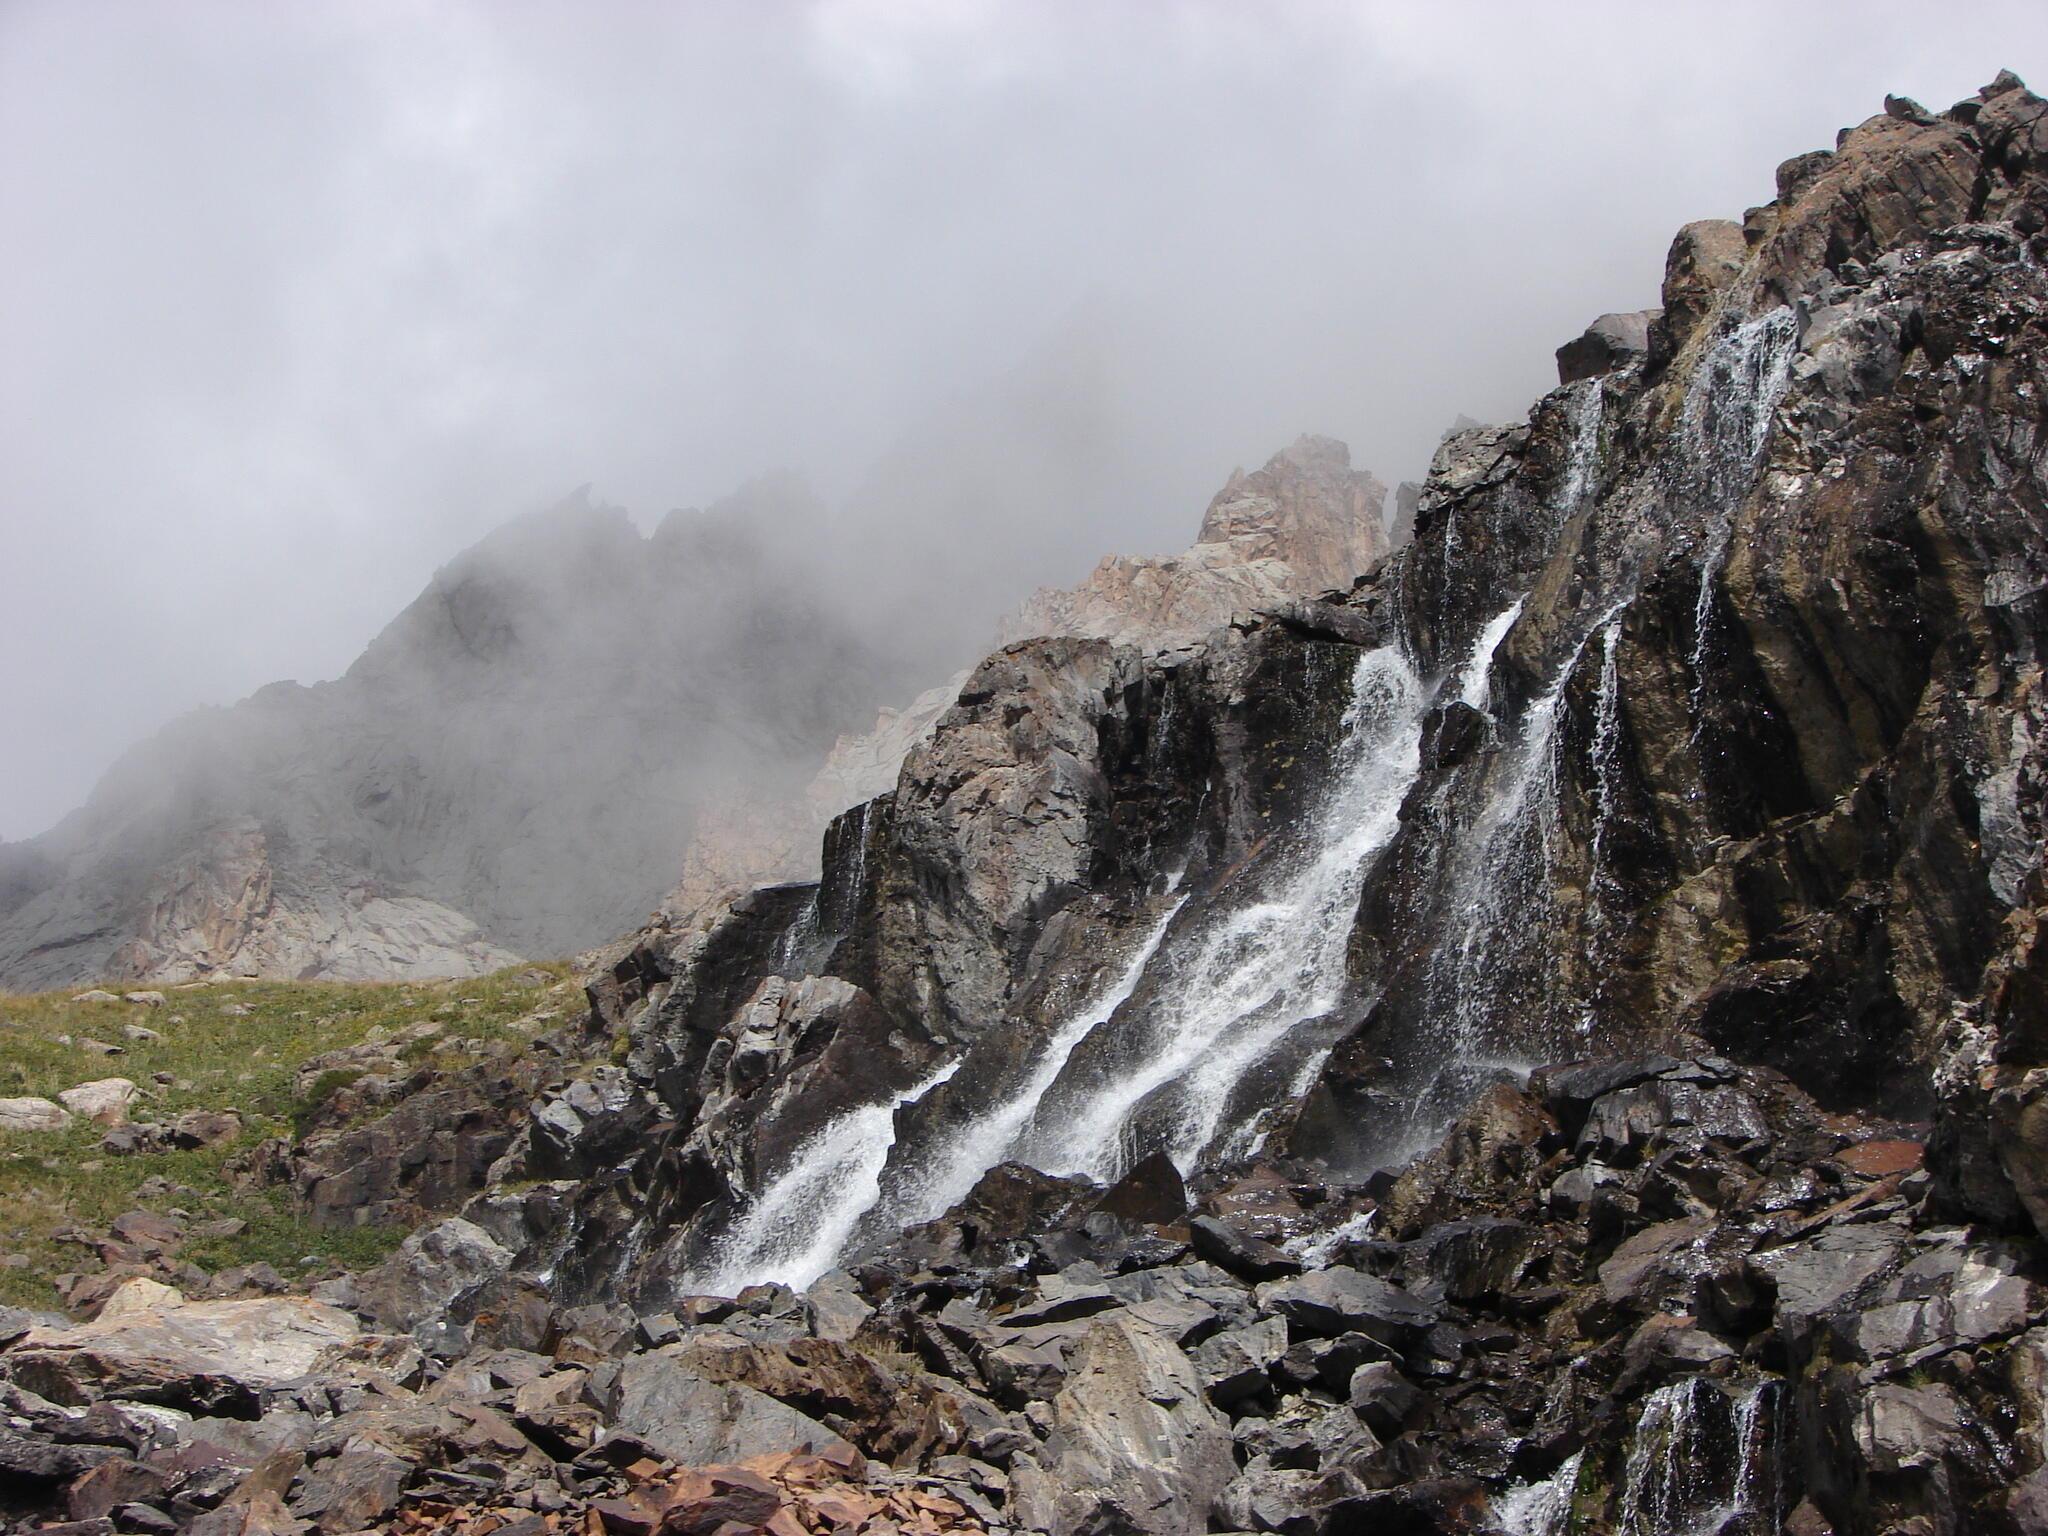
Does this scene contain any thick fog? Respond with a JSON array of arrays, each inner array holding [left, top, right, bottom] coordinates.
[[2, 1, 2042, 839]]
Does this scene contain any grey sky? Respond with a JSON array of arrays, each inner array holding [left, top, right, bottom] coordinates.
[[2, 1, 2041, 839]]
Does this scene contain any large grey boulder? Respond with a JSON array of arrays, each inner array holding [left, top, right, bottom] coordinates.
[[355, 1217, 514, 1352], [1009, 1314, 1233, 1536], [1189, 1317, 1287, 1405], [0, 1280, 369, 1410], [0, 1097, 71, 1132], [57, 1078, 137, 1126], [609, 1350, 852, 1465], [1254, 1266, 1437, 1344], [1555, 308, 1659, 384]]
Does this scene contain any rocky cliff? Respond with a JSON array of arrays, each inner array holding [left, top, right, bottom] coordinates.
[[0, 482, 905, 990], [6, 71, 2048, 1536], [659, 435, 1394, 930]]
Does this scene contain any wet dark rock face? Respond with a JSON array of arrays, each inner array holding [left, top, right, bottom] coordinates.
[[9, 73, 2048, 1536]]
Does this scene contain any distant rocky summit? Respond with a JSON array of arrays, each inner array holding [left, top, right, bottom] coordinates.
[[999, 434, 1389, 651]]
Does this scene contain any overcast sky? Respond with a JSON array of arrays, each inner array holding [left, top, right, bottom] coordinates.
[[1, 1, 2042, 839]]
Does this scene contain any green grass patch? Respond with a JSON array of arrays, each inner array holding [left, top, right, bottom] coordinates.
[[0, 962, 574, 1310]]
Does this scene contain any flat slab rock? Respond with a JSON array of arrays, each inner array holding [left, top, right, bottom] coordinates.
[[1254, 1266, 1438, 1342], [610, 1349, 854, 1466], [0, 1278, 372, 1406], [0, 1096, 72, 1131]]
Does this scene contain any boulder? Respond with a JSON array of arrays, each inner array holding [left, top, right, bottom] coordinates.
[[1093, 1150, 1188, 1227], [1753, 1223, 1910, 1344], [1347, 1360, 1421, 1436], [354, 1217, 514, 1351], [288, 1447, 412, 1534], [1, 1282, 367, 1411], [803, 1270, 873, 1343], [668, 1333, 966, 1466], [0, 1096, 72, 1132], [64, 1457, 168, 1521], [609, 1351, 852, 1465], [1254, 1267, 1437, 1344], [1403, 1218, 1538, 1302], [168, 1109, 242, 1149], [1189, 1317, 1287, 1405], [1556, 309, 1659, 384], [1008, 1314, 1233, 1536], [57, 1080, 137, 1127], [522, 1067, 652, 1181], [1189, 1216, 1301, 1281], [1852, 1381, 1975, 1475], [1598, 1218, 1715, 1311], [1651, 218, 1749, 358]]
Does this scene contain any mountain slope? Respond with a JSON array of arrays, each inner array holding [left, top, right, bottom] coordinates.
[[0, 482, 905, 989]]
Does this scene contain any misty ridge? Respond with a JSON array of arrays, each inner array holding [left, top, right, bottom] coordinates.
[[0, 321, 1394, 990]]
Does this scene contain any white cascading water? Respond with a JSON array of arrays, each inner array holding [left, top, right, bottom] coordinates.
[[837, 799, 875, 914], [1559, 375, 1605, 512], [694, 1060, 959, 1293], [688, 902, 1185, 1292], [1460, 600, 1524, 709], [703, 629, 1504, 1294], [1410, 376, 1633, 1088], [1025, 607, 1531, 1184], [1423, 646, 1576, 1082], [1684, 307, 1800, 692], [1490, 1452, 1582, 1536], [1618, 1378, 1782, 1536], [1576, 618, 1629, 1035], [1588, 619, 1626, 878], [876, 896, 1188, 1233], [769, 892, 820, 974], [1025, 645, 1440, 1181]]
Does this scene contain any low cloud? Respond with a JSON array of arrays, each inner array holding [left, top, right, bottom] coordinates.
[[2, 0, 2040, 835]]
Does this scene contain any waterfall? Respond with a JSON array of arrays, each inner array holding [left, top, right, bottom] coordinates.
[[1491, 1452, 1582, 1536], [769, 890, 821, 976], [1426, 650, 1576, 1076], [1461, 600, 1525, 711], [1418, 590, 1641, 1103], [1588, 619, 1625, 875], [874, 896, 1188, 1232], [1576, 619, 1628, 1035], [693, 1060, 959, 1293], [1618, 1378, 1782, 1536], [1020, 641, 1430, 1182], [1560, 376, 1605, 513], [1683, 307, 1799, 690], [692, 597, 1576, 1289], [837, 800, 874, 915]]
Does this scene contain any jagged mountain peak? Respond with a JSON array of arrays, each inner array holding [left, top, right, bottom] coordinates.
[[994, 434, 1390, 653], [0, 474, 901, 990]]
